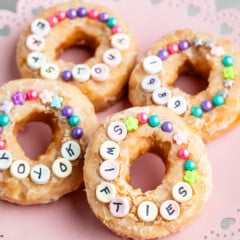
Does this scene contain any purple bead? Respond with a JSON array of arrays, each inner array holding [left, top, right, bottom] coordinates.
[[157, 49, 169, 60], [77, 7, 88, 17], [61, 70, 72, 81], [62, 106, 73, 118], [201, 100, 213, 112], [0, 127, 3, 134], [72, 127, 84, 139], [161, 121, 173, 132], [66, 9, 77, 19], [12, 91, 26, 105], [179, 40, 191, 51], [99, 12, 110, 22]]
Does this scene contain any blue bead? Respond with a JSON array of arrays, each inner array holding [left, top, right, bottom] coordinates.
[[222, 55, 233, 67]]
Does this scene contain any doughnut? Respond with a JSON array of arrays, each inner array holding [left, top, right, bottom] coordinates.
[[0, 78, 98, 204], [16, 1, 138, 111], [84, 106, 212, 239], [129, 30, 240, 142]]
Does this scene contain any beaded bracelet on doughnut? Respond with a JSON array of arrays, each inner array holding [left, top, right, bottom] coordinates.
[[17, 2, 138, 111], [84, 106, 212, 240], [0, 79, 98, 204], [129, 30, 240, 142]]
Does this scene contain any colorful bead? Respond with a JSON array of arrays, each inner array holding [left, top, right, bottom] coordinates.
[[173, 130, 188, 145], [148, 115, 160, 127], [124, 116, 139, 131], [26, 90, 38, 100], [68, 115, 80, 126], [47, 16, 58, 27], [50, 94, 63, 109], [0, 127, 3, 134], [107, 17, 118, 28], [184, 170, 198, 185], [99, 12, 110, 22], [77, 7, 88, 17], [137, 112, 148, 124], [0, 139, 6, 150], [161, 121, 173, 132], [88, 9, 99, 19], [157, 49, 169, 60], [184, 160, 197, 171], [222, 55, 233, 67], [212, 94, 224, 106], [222, 66, 237, 80], [39, 90, 53, 104], [0, 114, 10, 127], [191, 106, 203, 118], [0, 100, 13, 114], [201, 100, 213, 112], [205, 40, 215, 49], [55, 10, 67, 21], [61, 106, 73, 117], [178, 40, 191, 51], [12, 91, 26, 105], [193, 38, 203, 47], [177, 147, 190, 160], [111, 25, 122, 34], [72, 127, 83, 139], [210, 46, 225, 57], [223, 79, 234, 87], [167, 43, 179, 54], [66, 9, 77, 19], [61, 70, 72, 81]]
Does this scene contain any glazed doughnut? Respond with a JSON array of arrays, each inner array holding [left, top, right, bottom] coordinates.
[[16, 1, 138, 111], [84, 106, 212, 239], [0, 79, 98, 204], [129, 30, 240, 142]]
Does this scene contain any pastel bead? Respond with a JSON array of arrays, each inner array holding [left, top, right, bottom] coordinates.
[[141, 75, 161, 93], [160, 200, 180, 220], [184, 160, 197, 171], [26, 90, 38, 100], [72, 127, 84, 139], [31, 18, 50, 36], [72, 64, 91, 82], [27, 52, 46, 70], [0, 100, 13, 114], [143, 55, 162, 74], [124, 116, 139, 131], [12, 91, 26, 105], [222, 55, 233, 67], [152, 87, 172, 105], [0, 114, 10, 127], [47, 16, 59, 27], [177, 148, 190, 160], [68, 114, 80, 126], [61, 141, 81, 161], [167, 96, 187, 115], [167, 43, 179, 54], [30, 164, 50, 184], [91, 63, 109, 81], [137, 201, 158, 222], [111, 33, 130, 50], [107, 17, 118, 28], [107, 121, 127, 141], [191, 106, 203, 118], [157, 49, 169, 60], [112, 25, 122, 34], [96, 182, 116, 203], [110, 197, 130, 218], [99, 160, 119, 181], [10, 160, 30, 179], [148, 115, 160, 127], [55, 10, 67, 21], [137, 112, 148, 124], [212, 94, 224, 106], [52, 158, 72, 178], [99, 140, 120, 160], [88, 9, 99, 19], [172, 182, 193, 202], [0, 150, 13, 170], [26, 34, 45, 51], [201, 100, 213, 112], [161, 121, 173, 132]]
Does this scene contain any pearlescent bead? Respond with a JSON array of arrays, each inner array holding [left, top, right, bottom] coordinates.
[[99, 12, 109, 22], [0, 114, 10, 127], [148, 115, 160, 127], [0, 127, 3, 134], [66, 9, 77, 19], [47, 16, 58, 27], [201, 100, 213, 112], [178, 148, 190, 160], [68, 115, 80, 126], [107, 17, 118, 28], [26, 90, 38, 100], [61, 70, 72, 81], [179, 40, 191, 51], [167, 43, 179, 54], [77, 7, 88, 17], [184, 160, 197, 171], [0, 139, 6, 150], [191, 106, 203, 118], [137, 112, 148, 124], [161, 121, 173, 132], [72, 127, 83, 139], [55, 10, 66, 21], [157, 49, 169, 60], [222, 55, 233, 67], [112, 25, 122, 34], [61, 106, 73, 118], [212, 94, 224, 106], [88, 9, 99, 19]]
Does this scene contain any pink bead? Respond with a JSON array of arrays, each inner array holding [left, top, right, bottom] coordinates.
[[178, 148, 190, 160], [26, 90, 38, 100], [112, 25, 122, 34], [0, 139, 6, 150], [137, 112, 148, 124], [167, 43, 179, 54], [88, 9, 99, 19], [47, 16, 59, 27], [55, 10, 67, 21]]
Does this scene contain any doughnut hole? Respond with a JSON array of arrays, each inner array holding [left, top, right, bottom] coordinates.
[[174, 60, 210, 95]]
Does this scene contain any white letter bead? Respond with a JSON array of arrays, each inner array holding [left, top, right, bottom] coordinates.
[[91, 63, 109, 81], [10, 160, 30, 179], [107, 121, 127, 141], [111, 33, 130, 51], [172, 182, 193, 202], [61, 141, 81, 161], [99, 140, 120, 160], [143, 55, 162, 74], [72, 64, 91, 82], [160, 200, 180, 220], [96, 182, 116, 203], [27, 52, 46, 70], [30, 164, 50, 185], [26, 34, 45, 51], [141, 75, 161, 92], [31, 18, 50, 36], [137, 201, 158, 222], [0, 150, 13, 170], [167, 96, 187, 115], [40, 63, 60, 80], [152, 87, 172, 105], [52, 158, 72, 178], [99, 160, 119, 181], [103, 48, 122, 67], [110, 197, 130, 217]]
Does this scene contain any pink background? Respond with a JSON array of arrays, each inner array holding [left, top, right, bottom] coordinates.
[[0, 0, 240, 239]]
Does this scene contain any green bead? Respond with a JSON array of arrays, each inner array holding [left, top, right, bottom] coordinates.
[[148, 115, 160, 127], [0, 114, 10, 127], [107, 17, 118, 28], [212, 94, 224, 106], [68, 115, 80, 126], [222, 55, 233, 67], [191, 106, 203, 118], [184, 160, 196, 171]]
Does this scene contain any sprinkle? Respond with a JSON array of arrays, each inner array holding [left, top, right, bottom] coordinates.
[[210, 46, 225, 57], [11, 91, 26, 105], [173, 130, 188, 145], [50, 94, 63, 109], [124, 116, 139, 131], [0, 100, 13, 114], [39, 90, 53, 104], [184, 170, 198, 185]]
